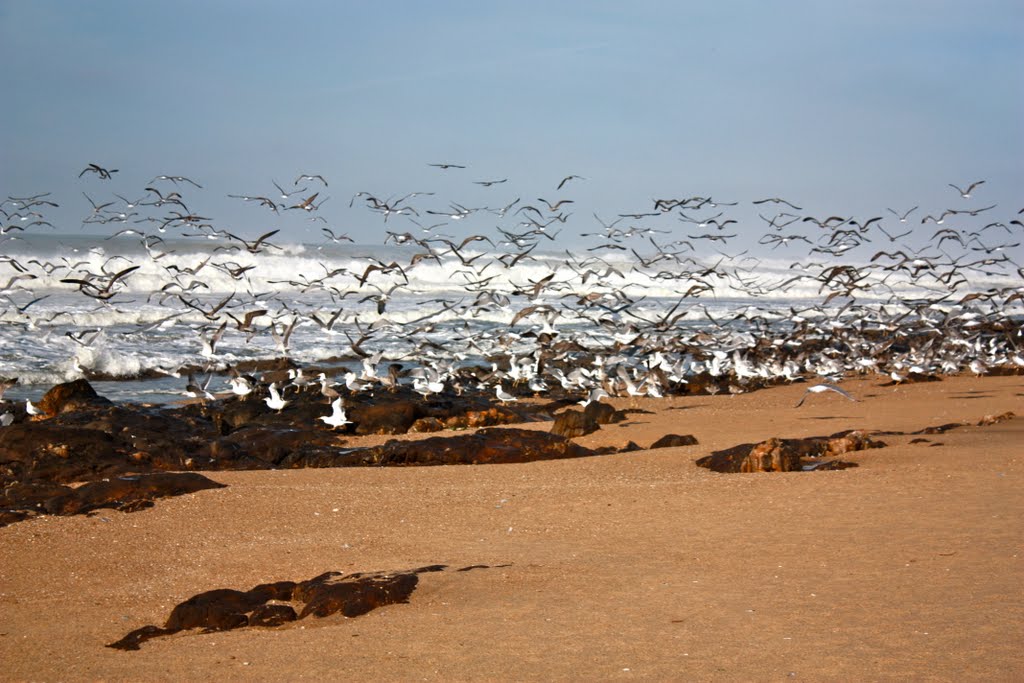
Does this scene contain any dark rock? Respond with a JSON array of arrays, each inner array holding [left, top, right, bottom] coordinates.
[[211, 399, 269, 433], [215, 425, 332, 469], [876, 422, 964, 437], [0, 509, 36, 526], [697, 430, 883, 473], [165, 581, 297, 631], [807, 460, 859, 471], [37, 379, 112, 417], [584, 401, 625, 425], [741, 438, 802, 473], [0, 378, 592, 527], [551, 409, 598, 438], [350, 400, 419, 435], [107, 625, 174, 651], [443, 407, 521, 430], [296, 569, 426, 619], [354, 428, 596, 466], [917, 423, 964, 434], [649, 434, 699, 448], [42, 472, 225, 516], [822, 430, 880, 457], [409, 417, 445, 433], [0, 479, 71, 509], [0, 422, 122, 483], [248, 603, 298, 627], [109, 565, 450, 651]]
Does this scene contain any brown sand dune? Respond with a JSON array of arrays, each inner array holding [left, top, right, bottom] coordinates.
[[1, 374, 1021, 681]]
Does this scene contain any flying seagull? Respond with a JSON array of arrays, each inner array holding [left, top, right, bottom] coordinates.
[[794, 383, 858, 408], [556, 175, 585, 190], [949, 180, 985, 198], [79, 163, 118, 180]]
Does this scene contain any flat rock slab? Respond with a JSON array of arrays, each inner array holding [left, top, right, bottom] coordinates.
[[43, 472, 226, 516], [352, 427, 597, 466], [649, 434, 699, 449], [1, 472, 225, 524], [108, 564, 496, 651]]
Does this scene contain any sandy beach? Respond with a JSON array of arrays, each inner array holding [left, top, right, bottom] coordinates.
[[1, 374, 1021, 681]]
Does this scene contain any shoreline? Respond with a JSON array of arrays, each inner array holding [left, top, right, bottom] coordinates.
[[1, 374, 1021, 681]]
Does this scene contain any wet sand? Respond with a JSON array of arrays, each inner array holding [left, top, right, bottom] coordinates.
[[1, 374, 1022, 681]]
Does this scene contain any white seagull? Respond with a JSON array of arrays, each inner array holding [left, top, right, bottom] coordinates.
[[495, 384, 517, 403], [794, 383, 858, 408], [579, 387, 609, 407], [264, 382, 288, 412], [319, 397, 352, 429]]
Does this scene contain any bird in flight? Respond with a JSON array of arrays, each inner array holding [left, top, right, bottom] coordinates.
[[949, 180, 985, 198], [151, 175, 202, 188], [287, 192, 322, 211], [752, 197, 803, 211], [295, 174, 328, 187], [556, 175, 585, 190], [794, 383, 858, 407], [60, 265, 140, 301], [79, 163, 118, 180], [428, 163, 466, 169], [886, 206, 918, 222]]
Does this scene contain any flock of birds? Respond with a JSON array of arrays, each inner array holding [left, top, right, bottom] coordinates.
[[1, 164, 1022, 424]]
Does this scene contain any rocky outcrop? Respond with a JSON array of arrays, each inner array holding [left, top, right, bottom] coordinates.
[[42, 472, 225, 515], [551, 409, 598, 438], [353, 427, 595, 466], [36, 378, 113, 417], [0, 380, 605, 526], [696, 430, 884, 473]]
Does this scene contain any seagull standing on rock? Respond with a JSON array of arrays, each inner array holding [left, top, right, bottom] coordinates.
[[495, 385, 517, 403]]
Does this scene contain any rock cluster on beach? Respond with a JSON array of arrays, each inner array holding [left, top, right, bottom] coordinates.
[[7, 375, 1008, 526], [0, 379, 604, 525]]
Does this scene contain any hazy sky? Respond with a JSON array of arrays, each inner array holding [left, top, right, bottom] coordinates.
[[1, 0, 1021, 247]]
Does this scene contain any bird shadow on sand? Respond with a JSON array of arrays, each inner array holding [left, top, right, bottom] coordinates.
[[666, 404, 709, 411], [949, 392, 994, 399]]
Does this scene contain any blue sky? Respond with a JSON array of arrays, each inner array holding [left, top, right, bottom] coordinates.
[[1, 0, 1021, 248]]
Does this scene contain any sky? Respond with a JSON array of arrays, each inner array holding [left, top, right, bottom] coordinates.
[[1, 0, 1022, 249]]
